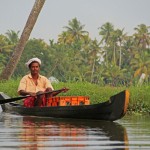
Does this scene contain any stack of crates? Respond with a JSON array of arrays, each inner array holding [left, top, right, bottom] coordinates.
[[47, 96, 90, 106]]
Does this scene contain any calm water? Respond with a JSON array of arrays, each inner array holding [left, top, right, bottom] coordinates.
[[0, 108, 149, 150]]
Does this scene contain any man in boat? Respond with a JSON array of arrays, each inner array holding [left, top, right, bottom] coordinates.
[[18, 57, 68, 107]]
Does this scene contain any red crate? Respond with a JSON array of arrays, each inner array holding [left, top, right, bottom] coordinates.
[[47, 96, 90, 106]]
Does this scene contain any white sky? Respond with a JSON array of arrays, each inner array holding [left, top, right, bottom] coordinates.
[[0, 0, 150, 43]]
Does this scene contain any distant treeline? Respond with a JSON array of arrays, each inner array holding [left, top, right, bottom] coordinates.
[[0, 18, 150, 86]]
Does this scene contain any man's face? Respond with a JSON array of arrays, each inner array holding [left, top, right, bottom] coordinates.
[[29, 62, 40, 75]]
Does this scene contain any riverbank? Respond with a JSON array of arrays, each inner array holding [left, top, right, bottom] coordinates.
[[0, 79, 149, 114]]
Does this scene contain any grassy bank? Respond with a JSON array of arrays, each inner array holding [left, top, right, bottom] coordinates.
[[0, 79, 149, 114]]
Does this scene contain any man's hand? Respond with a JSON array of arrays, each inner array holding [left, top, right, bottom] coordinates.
[[61, 87, 69, 93], [28, 92, 37, 96], [46, 87, 53, 92], [45, 88, 53, 99]]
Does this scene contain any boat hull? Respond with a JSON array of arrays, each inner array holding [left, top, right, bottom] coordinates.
[[0, 90, 129, 121]]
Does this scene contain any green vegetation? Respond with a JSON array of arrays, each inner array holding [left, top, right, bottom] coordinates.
[[0, 18, 149, 114], [0, 19, 150, 85], [0, 79, 149, 114]]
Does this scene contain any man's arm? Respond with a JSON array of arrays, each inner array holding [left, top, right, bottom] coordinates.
[[19, 90, 36, 96], [45, 87, 69, 99], [51, 87, 69, 96]]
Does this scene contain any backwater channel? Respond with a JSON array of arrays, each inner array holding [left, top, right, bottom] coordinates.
[[0, 108, 149, 150]]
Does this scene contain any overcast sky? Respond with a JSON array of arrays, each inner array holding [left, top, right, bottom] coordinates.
[[0, 0, 150, 43]]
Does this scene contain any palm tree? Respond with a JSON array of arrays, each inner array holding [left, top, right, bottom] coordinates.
[[0, 34, 17, 71], [115, 29, 127, 69], [102, 64, 127, 86], [106, 28, 126, 67], [64, 18, 89, 42], [88, 39, 101, 83], [109, 29, 119, 65], [0, 35, 12, 72], [0, 0, 46, 80], [98, 22, 114, 66], [98, 22, 114, 44], [58, 31, 73, 44], [134, 24, 150, 49], [121, 36, 135, 68], [5, 30, 20, 45], [130, 51, 150, 79]]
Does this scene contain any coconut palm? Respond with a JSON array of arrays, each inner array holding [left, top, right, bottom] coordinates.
[[98, 22, 114, 66], [109, 29, 119, 65], [0, 35, 11, 72], [0, 0, 46, 80], [98, 22, 114, 44], [121, 36, 135, 68], [5, 30, 20, 45], [64, 18, 89, 42], [88, 39, 101, 83], [115, 28, 127, 69], [58, 31, 73, 44], [134, 24, 150, 49], [106, 28, 126, 67], [102, 63, 127, 86], [130, 51, 150, 79]]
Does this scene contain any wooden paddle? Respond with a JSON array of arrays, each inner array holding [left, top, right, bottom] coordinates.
[[0, 88, 69, 104]]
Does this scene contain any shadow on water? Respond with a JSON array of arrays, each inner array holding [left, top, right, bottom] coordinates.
[[0, 112, 129, 150]]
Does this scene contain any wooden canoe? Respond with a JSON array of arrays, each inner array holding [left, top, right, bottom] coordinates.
[[0, 90, 129, 121]]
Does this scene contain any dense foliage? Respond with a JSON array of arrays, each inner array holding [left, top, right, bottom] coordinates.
[[0, 18, 150, 86]]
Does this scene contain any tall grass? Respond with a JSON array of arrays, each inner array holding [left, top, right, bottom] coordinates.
[[0, 78, 21, 97], [128, 84, 150, 113], [0, 78, 149, 113]]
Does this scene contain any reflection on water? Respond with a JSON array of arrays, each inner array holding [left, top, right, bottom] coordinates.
[[0, 112, 129, 150], [117, 115, 150, 150]]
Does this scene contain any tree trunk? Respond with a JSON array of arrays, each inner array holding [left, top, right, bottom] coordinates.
[[119, 42, 122, 69], [138, 73, 146, 86], [113, 44, 116, 65], [91, 58, 95, 83], [0, 0, 46, 80]]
